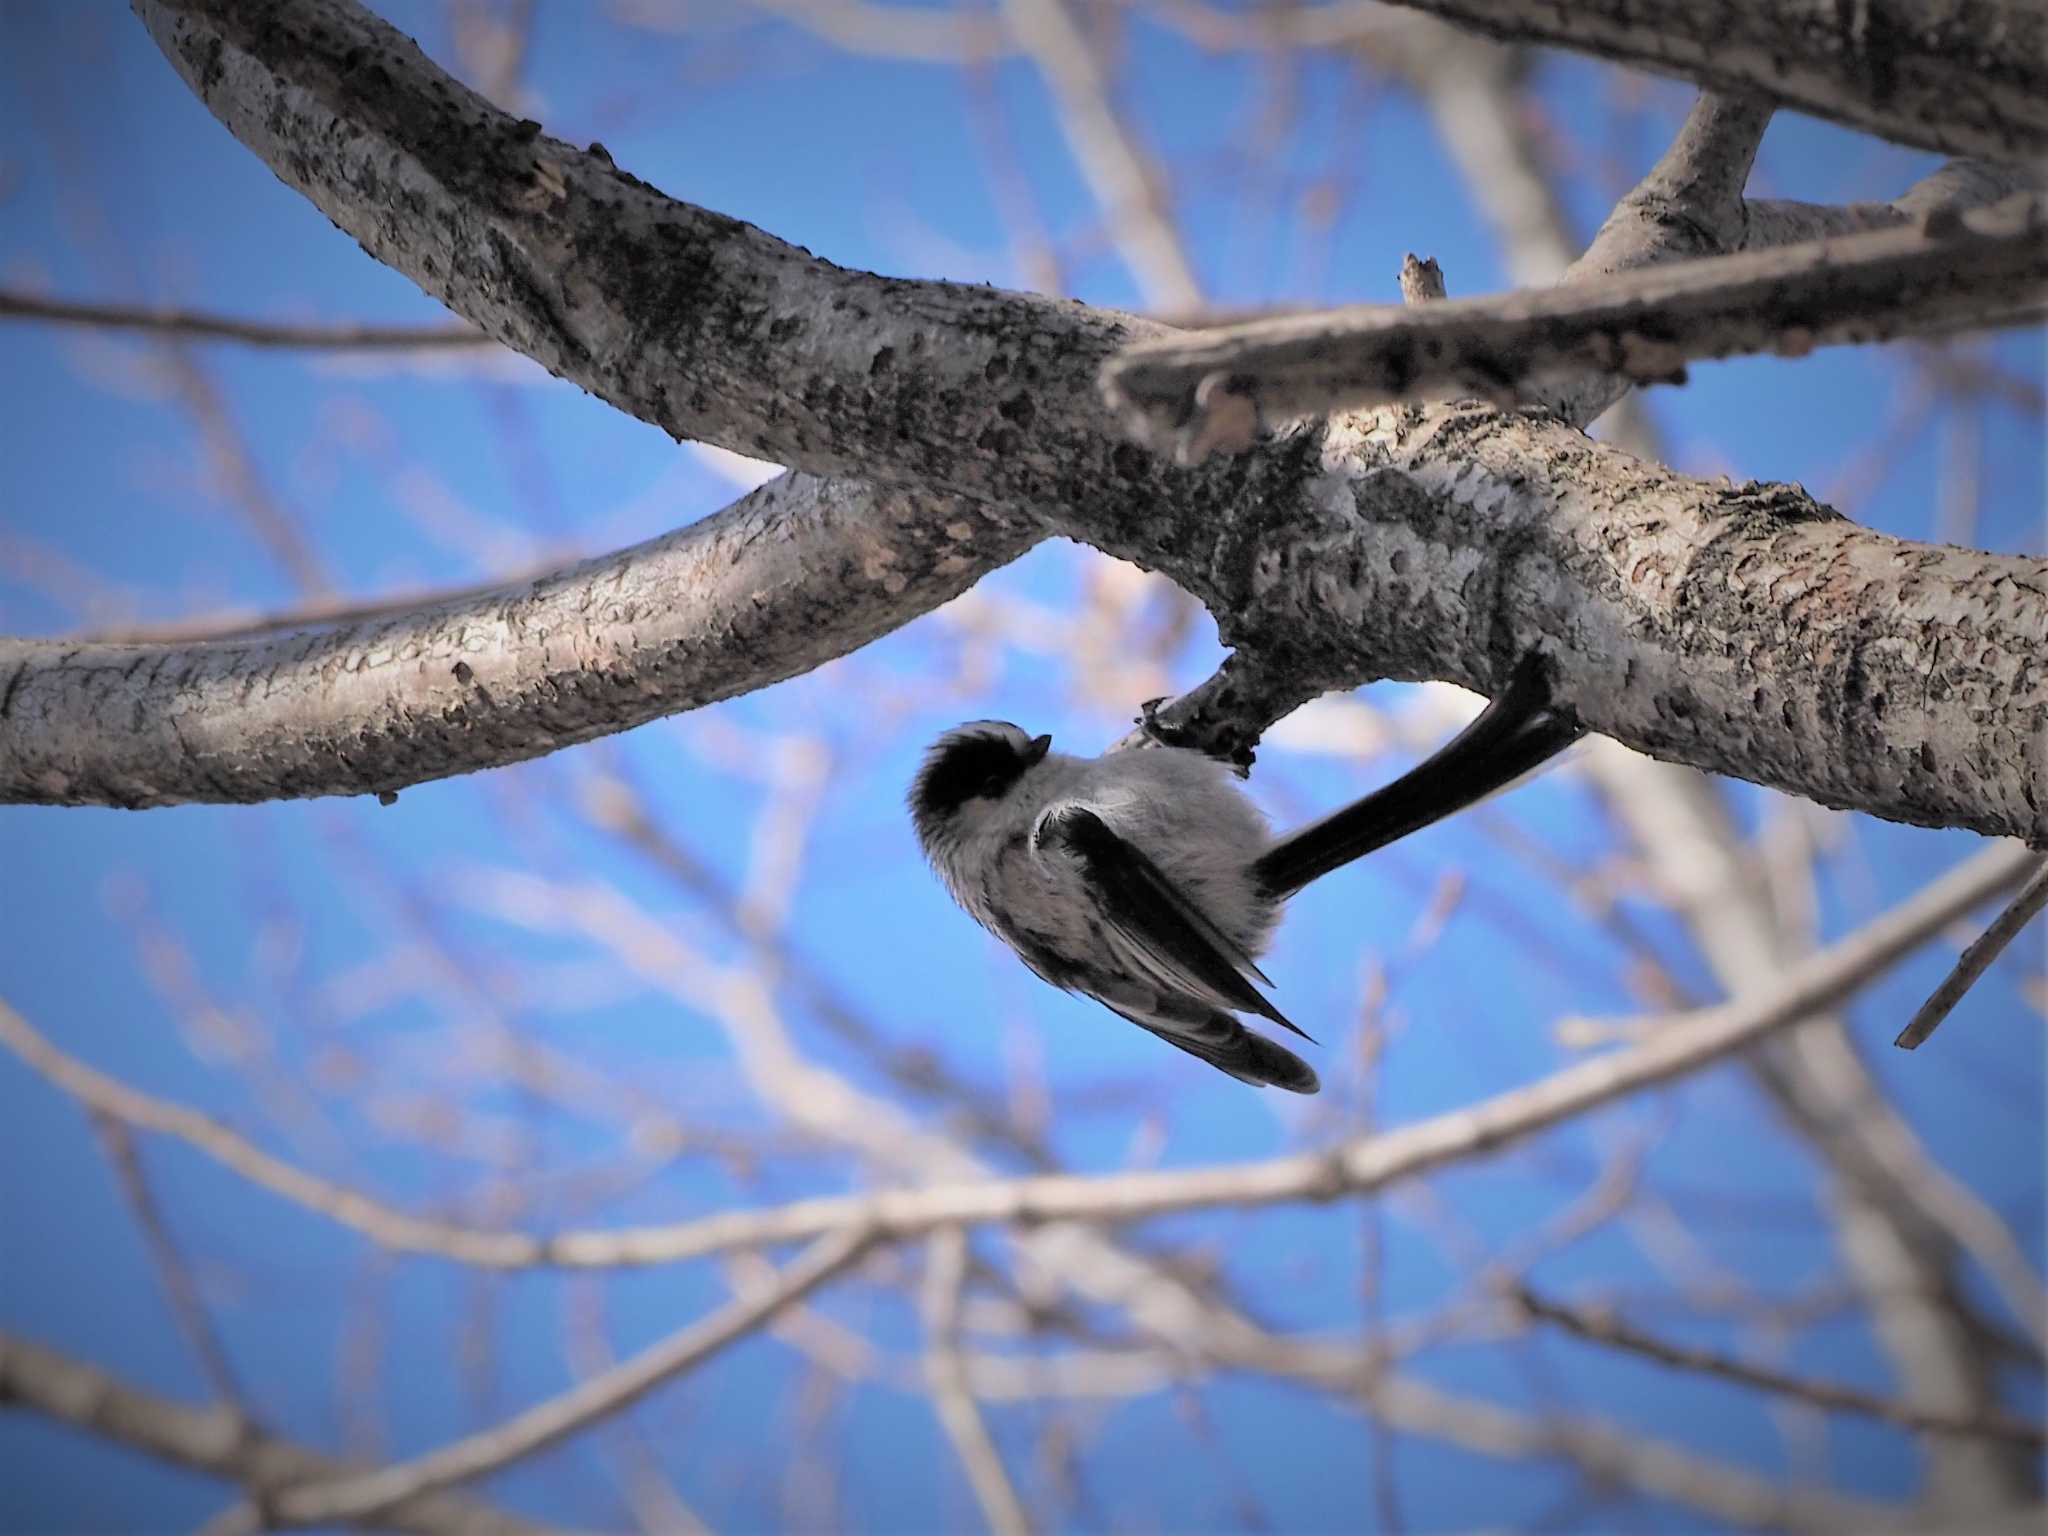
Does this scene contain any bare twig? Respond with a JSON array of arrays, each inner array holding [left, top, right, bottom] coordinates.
[[1513, 1286, 2047, 1445], [0, 997, 554, 1267], [737, 0, 1008, 61], [561, 1278, 716, 1535], [0, 289, 489, 349], [0, 1332, 552, 1536], [1359, 0, 2048, 162], [433, 837, 2036, 1246], [459, 862, 1921, 1529], [1896, 855, 2048, 1049], [1004, 0, 1200, 310], [265, 1226, 877, 1526], [1396, 253, 1445, 305], [89, 1116, 250, 1412], [1583, 741, 2048, 1506], [1102, 194, 2048, 456], [8, 838, 2014, 1276], [922, 1230, 1033, 1536]]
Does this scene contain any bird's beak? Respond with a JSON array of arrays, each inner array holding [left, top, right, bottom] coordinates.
[[1025, 734, 1053, 764]]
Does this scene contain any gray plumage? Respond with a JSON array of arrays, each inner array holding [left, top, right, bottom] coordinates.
[[906, 666, 1581, 1094], [909, 721, 1317, 1093]]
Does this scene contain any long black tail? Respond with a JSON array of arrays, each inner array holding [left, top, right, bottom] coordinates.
[[1251, 657, 1583, 901]]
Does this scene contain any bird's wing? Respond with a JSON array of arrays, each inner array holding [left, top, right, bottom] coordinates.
[[1106, 1002, 1320, 1094], [1035, 804, 1310, 1041]]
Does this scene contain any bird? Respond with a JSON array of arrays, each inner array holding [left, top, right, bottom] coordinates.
[[908, 657, 1579, 1093]]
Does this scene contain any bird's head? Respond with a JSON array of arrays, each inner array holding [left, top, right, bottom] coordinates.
[[908, 721, 1053, 850]]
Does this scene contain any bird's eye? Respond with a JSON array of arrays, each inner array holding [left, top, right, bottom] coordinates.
[[979, 774, 1007, 798]]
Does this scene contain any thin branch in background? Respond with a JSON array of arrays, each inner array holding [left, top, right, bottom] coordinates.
[[1581, 738, 2046, 1504], [450, 0, 541, 111], [725, 1249, 881, 1385], [141, 326, 342, 598], [959, 43, 1067, 297], [448, 860, 1885, 1526], [88, 1114, 251, 1414], [0, 1331, 552, 1536], [1512, 1286, 2047, 1446], [1896, 855, 2048, 1050], [0, 997, 547, 1268], [1005, 0, 1203, 311], [5, 840, 2031, 1278], [922, 1229, 1033, 1536], [576, 766, 1049, 1167], [736, 0, 1009, 62], [265, 1226, 877, 1527], [561, 1276, 715, 1535], [0, 290, 491, 350], [1351, 983, 1404, 1535]]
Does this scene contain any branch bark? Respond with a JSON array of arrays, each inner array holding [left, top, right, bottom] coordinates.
[[1101, 195, 2048, 452], [0, 474, 1032, 805], [1, 0, 2028, 848], [1364, 0, 2048, 162]]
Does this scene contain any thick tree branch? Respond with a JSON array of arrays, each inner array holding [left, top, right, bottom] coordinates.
[[1223, 407, 2045, 843], [1103, 194, 2047, 452], [0, 1332, 553, 1536], [131, 0, 1174, 506], [6, 0, 2016, 843], [1365, 0, 2048, 163], [0, 474, 1032, 805]]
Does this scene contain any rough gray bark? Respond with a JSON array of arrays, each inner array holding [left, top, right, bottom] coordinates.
[[0, 474, 1030, 807], [2, 0, 2039, 846], [1283, 409, 2045, 844], [132, 0, 1165, 505], [1366, 0, 2048, 163], [1102, 195, 2048, 451]]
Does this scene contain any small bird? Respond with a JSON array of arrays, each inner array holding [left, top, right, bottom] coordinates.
[[909, 659, 1579, 1093]]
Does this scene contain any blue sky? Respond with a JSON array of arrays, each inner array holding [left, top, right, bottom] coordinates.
[[1, 3, 2042, 1531]]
